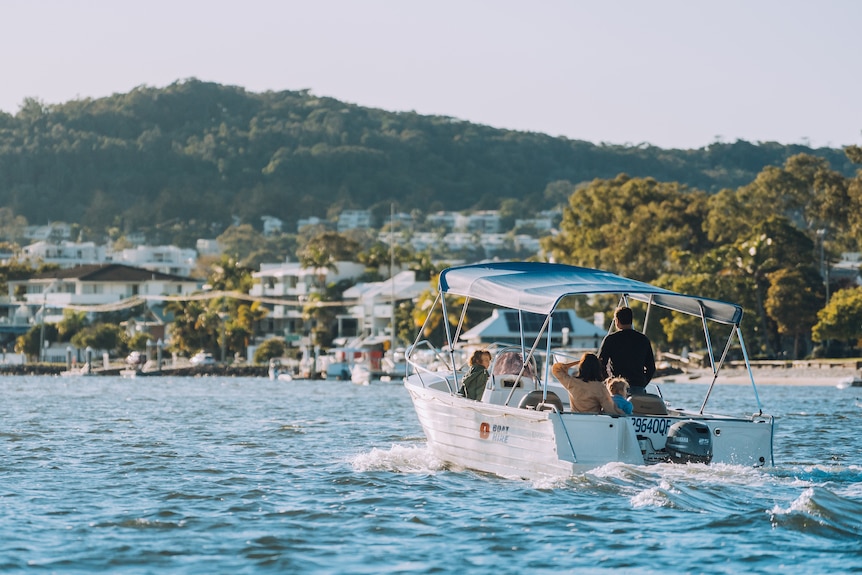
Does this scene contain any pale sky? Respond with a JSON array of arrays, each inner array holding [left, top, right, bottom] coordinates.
[[1, 0, 859, 150]]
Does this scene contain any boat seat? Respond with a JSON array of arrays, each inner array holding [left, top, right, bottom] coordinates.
[[630, 393, 668, 415], [493, 374, 534, 388], [517, 390, 564, 413]]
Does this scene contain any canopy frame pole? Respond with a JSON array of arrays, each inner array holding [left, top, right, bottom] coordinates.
[[407, 291, 445, 389], [699, 321, 736, 414], [542, 313, 554, 402], [440, 293, 459, 395], [518, 310, 527, 357], [451, 296, 470, 354], [736, 326, 764, 415], [699, 302, 717, 376], [504, 314, 551, 407], [642, 295, 655, 334]]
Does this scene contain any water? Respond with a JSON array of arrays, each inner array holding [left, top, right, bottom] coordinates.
[[1, 376, 860, 574]]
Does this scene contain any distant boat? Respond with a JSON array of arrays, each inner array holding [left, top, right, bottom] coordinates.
[[60, 362, 95, 377], [268, 358, 293, 381], [836, 374, 862, 389], [351, 363, 371, 386]]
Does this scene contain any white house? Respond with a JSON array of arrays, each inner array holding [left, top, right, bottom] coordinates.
[[23, 223, 72, 242], [3, 264, 201, 360], [115, 245, 198, 277], [249, 260, 367, 343], [337, 210, 372, 232], [20, 241, 108, 268], [8, 264, 200, 311], [261, 216, 283, 236], [342, 270, 426, 339]]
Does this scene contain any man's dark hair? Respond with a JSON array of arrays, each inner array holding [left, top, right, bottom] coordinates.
[[614, 306, 633, 326]]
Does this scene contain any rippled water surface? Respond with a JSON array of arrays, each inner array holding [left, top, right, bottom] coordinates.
[[1, 376, 861, 574]]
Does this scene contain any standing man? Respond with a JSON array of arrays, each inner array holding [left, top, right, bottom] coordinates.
[[598, 306, 656, 395]]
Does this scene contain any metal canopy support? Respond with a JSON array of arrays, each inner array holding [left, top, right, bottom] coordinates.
[[736, 326, 764, 415]]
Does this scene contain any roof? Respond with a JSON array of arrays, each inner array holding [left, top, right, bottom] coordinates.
[[28, 263, 198, 283], [438, 262, 743, 325], [460, 309, 606, 342]]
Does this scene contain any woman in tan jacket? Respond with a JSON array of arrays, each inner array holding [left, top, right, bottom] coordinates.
[[552, 352, 624, 415]]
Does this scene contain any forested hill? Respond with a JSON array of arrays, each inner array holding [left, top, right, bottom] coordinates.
[[0, 78, 854, 242]]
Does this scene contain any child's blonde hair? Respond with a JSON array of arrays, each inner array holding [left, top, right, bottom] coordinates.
[[606, 376, 629, 396]]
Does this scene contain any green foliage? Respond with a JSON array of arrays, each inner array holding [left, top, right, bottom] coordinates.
[[253, 338, 287, 364], [57, 310, 88, 342], [128, 332, 154, 351], [206, 255, 254, 292], [15, 323, 59, 359], [70, 323, 122, 352], [765, 267, 823, 358], [297, 231, 360, 271], [0, 80, 852, 245], [542, 175, 711, 282], [812, 287, 862, 346]]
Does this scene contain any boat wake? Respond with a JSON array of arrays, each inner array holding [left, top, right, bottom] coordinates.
[[350, 444, 445, 474], [770, 486, 862, 538]]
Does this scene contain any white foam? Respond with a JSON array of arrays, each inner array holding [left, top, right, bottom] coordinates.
[[350, 444, 445, 474]]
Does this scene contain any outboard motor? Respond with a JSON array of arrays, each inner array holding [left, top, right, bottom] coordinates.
[[665, 421, 713, 464]]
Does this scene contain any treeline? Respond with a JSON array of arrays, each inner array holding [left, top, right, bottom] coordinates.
[[0, 78, 855, 246], [542, 149, 862, 359]]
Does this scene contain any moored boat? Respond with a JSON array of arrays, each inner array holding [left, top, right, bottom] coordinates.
[[404, 262, 774, 480]]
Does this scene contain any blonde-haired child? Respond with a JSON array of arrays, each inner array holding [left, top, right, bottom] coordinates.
[[606, 377, 633, 415]]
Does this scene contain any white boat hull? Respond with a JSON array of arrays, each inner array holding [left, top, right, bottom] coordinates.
[[405, 375, 774, 480]]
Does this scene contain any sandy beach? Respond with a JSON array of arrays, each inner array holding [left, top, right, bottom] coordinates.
[[664, 365, 861, 387]]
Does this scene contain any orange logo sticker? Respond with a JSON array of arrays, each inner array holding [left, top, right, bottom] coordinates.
[[479, 422, 490, 439]]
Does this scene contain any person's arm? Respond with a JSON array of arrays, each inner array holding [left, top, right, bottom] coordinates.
[[551, 361, 578, 392], [598, 335, 615, 378], [643, 341, 656, 383]]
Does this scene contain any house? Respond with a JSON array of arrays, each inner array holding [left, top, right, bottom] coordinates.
[[249, 260, 366, 345], [459, 309, 607, 349], [23, 222, 72, 242], [342, 270, 426, 340], [2, 264, 202, 356], [20, 240, 108, 268], [115, 245, 197, 277], [261, 216, 283, 236], [19, 240, 199, 277], [196, 238, 222, 257], [337, 210, 372, 232]]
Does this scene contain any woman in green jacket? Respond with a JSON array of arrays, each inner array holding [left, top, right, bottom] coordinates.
[[460, 349, 492, 400]]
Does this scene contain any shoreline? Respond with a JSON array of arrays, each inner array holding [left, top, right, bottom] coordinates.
[[663, 367, 861, 387]]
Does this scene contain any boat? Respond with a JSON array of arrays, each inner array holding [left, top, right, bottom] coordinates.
[[403, 262, 775, 480], [351, 364, 371, 385], [836, 374, 862, 388], [60, 362, 96, 377], [268, 358, 294, 381]]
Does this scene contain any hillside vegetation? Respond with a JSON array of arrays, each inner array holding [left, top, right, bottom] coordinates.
[[0, 78, 854, 245]]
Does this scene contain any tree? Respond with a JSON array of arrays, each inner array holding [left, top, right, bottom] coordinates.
[[542, 175, 711, 283], [206, 255, 254, 293], [764, 267, 823, 358], [216, 224, 268, 267], [15, 323, 59, 359], [57, 310, 88, 342], [811, 287, 862, 352], [297, 231, 360, 287], [253, 338, 286, 363], [128, 332, 154, 351], [164, 299, 220, 356], [71, 323, 123, 352]]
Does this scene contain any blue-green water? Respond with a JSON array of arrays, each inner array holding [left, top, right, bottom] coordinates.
[[1, 376, 860, 574]]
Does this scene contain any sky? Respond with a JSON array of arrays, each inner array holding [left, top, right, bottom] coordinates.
[[1, 0, 859, 150]]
